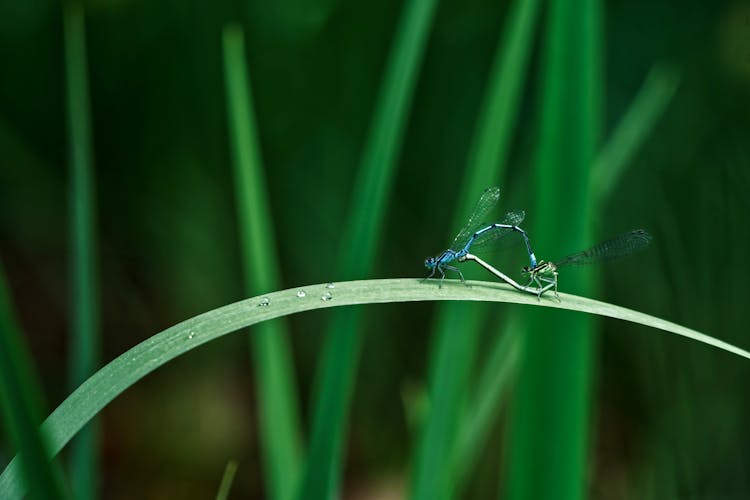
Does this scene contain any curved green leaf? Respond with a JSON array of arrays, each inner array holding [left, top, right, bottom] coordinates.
[[0, 278, 746, 498]]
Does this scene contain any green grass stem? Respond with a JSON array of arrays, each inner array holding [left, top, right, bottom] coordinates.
[[215, 460, 239, 500], [222, 25, 303, 500], [592, 63, 680, 205], [63, 4, 99, 499], [1, 278, 745, 499], [452, 318, 521, 488], [299, 0, 438, 498], [459, 60, 680, 500], [0, 266, 70, 500], [411, 0, 540, 498], [505, 0, 602, 498]]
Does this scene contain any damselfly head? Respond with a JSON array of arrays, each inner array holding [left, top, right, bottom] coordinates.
[[523, 260, 551, 275], [424, 256, 436, 269]]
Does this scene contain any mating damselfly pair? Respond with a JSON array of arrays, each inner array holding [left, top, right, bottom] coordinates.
[[423, 187, 652, 299]]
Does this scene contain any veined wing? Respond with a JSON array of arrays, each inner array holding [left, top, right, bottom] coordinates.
[[449, 186, 501, 251], [555, 229, 653, 267]]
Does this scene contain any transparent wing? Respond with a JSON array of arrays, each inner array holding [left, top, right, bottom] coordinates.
[[469, 210, 527, 250], [449, 186, 501, 251], [555, 229, 653, 267]]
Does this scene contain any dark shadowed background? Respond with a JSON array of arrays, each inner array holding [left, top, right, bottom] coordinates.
[[1, 0, 750, 498]]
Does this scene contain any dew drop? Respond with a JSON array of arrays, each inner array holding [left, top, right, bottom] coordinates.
[[187, 330, 195, 340], [321, 292, 333, 301], [296, 290, 307, 298], [325, 282, 335, 289], [258, 297, 270, 307]]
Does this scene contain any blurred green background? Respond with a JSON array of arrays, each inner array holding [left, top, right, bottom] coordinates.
[[1, 0, 750, 498]]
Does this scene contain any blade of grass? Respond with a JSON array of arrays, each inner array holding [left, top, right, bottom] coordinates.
[[299, 0, 438, 498], [1, 277, 747, 499], [215, 460, 239, 500], [411, 303, 480, 500], [592, 63, 680, 205], [63, 4, 99, 499], [504, 0, 602, 497], [222, 25, 302, 500], [456, 62, 680, 499], [0, 266, 69, 500], [452, 317, 521, 488], [410, 0, 541, 498]]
